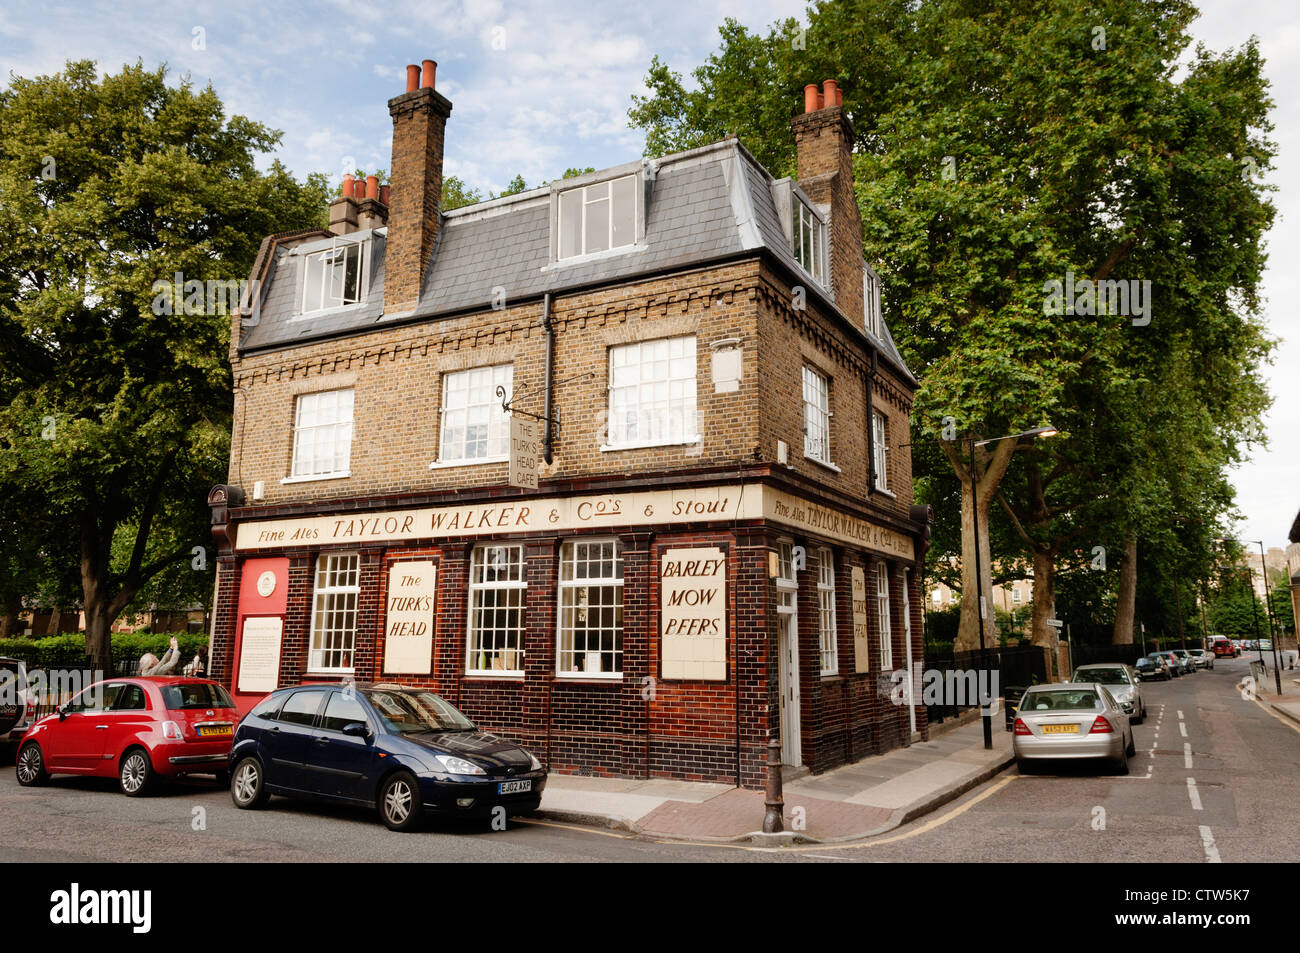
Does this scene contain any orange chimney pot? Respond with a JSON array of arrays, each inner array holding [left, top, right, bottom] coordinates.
[[405, 64, 420, 93], [421, 59, 436, 89]]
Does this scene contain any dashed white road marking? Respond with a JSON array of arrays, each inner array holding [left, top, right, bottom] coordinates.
[[1177, 710, 1184, 720], [1199, 825, 1221, 863], [1183, 743, 1193, 769], [1187, 777, 1203, 811], [1179, 723, 1188, 738]]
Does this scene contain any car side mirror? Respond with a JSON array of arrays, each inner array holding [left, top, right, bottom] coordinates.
[[58, 706, 68, 721], [342, 722, 371, 739]]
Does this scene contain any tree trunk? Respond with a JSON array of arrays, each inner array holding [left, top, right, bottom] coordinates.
[[945, 439, 1018, 653], [47, 605, 62, 636], [1112, 536, 1138, 645], [1029, 548, 1057, 678]]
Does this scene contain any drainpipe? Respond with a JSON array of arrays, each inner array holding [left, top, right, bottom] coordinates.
[[542, 292, 555, 464], [866, 349, 878, 492]]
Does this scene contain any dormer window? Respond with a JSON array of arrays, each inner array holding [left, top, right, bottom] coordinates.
[[864, 265, 883, 338], [557, 174, 637, 260], [301, 239, 369, 314], [792, 198, 827, 285]]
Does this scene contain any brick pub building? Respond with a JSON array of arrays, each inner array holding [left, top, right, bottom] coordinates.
[[208, 63, 931, 787]]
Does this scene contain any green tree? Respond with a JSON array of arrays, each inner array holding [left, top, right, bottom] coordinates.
[[0, 60, 329, 665], [629, 0, 1275, 655]]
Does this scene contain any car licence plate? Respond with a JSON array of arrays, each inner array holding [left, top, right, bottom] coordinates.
[[498, 780, 532, 794], [1040, 724, 1078, 734], [197, 725, 232, 737]]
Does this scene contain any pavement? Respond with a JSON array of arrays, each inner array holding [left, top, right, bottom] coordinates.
[[1250, 648, 1300, 726], [531, 711, 1013, 844]]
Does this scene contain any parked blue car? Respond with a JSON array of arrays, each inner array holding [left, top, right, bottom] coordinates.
[[228, 682, 545, 831]]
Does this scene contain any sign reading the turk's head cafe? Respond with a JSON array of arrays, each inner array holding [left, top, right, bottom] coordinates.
[[508, 416, 540, 490], [382, 561, 436, 674], [851, 567, 870, 673], [660, 547, 727, 680]]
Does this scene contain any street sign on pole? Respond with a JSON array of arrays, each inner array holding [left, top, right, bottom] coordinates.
[[508, 416, 540, 489], [1045, 619, 1064, 628]]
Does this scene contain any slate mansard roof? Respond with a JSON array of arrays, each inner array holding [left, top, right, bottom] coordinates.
[[240, 138, 915, 384]]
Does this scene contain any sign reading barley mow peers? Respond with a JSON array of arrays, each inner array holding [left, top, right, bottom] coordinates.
[[508, 416, 540, 490], [238, 616, 283, 692], [660, 547, 727, 680], [383, 561, 436, 674], [852, 566, 870, 673]]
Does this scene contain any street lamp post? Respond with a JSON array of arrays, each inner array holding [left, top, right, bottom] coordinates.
[[1252, 541, 1283, 695], [968, 426, 1057, 750]]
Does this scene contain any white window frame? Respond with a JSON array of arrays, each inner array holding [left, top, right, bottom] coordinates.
[[803, 365, 833, 466], [466, 544, 527, 676], [556, 539, 624, 678], [603, 335, 699, 451], [876, 561, 893, 672], [556, 173, 639, 261], [300, 238, 369, 316], [818, 548, 838, 676], [872, 411, 889, 491], [863, 266, 883, 338], [793, 198, 827, 286], [436, 364, 513, 466], [308, 552, 360, 674], [286, 389, 354, 482]]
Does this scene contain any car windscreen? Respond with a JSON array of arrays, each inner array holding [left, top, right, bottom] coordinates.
[[1073, 669, 1127, 685], [364, 690, 477, 733], [162, 682, 235, 710], [1020, 690, 1102, 712]]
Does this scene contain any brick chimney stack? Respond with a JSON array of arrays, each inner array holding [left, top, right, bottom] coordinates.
[[384, 59, 452, 317], [792, 79, 864, 326]]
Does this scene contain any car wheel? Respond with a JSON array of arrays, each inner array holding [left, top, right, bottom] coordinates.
[[15, 741, 49, 786], [213, 769, 230, 788], [231, 756, 269, 809], [1114, 744, 1130, 775], [1126, 731, 1136, 757], [119, 747, 155, 797], [1015, 758, 1035, 775], [378, 770, 422, 832]]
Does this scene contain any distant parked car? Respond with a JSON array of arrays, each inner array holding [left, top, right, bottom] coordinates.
[[1071, 664, 1145, 723], [0, 657, 37, 758], [1259, 640, 1273, 652], [228, 682, 546, 831], [15, 677, 236, 796], [1013, 684, 1136, 775], [1134, 657, 1167, 681], [1148, 652, 1180, 677], [1186, 649, 1213, 670], [1211, 637, 1235, 659], [1170, 650, 1197, 674]]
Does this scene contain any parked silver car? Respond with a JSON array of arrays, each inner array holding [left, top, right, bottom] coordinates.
[[1071, 664, 1145, 724], [1186, 648, 1213, 670], [1012, 683, 1135, 775]]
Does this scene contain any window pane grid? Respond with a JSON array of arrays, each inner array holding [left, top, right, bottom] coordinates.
[[608, 336, 697, 446], [310, 553, 360, 671], [558, 175, 637, 260], [818, 549, 837, 675], [292, 389, 353, 478], [467, 545, 526, 673], [873, 411, 889, 490], [440, 364, 512, 462], [877, 563, 893, 671], [557, 540, 624, 675], [803, 366, 830, 462], [302, 241, 367, 314]]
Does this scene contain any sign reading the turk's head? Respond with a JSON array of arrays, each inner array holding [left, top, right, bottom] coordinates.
[[508, 416, 540, 490], [660, 547, 726, 681], [383, 561, 436, 674], [851, 567, 870, 673]]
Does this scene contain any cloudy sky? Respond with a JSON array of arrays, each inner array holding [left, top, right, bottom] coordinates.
[[2, 0, 1295, 549]]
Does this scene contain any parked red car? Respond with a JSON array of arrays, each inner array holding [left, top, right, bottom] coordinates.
[[14, 677, 238, 796]]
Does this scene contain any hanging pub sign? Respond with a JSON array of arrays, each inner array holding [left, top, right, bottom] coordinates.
[[660, 547, 727, 680], [382, 561, 436, 674], [509, 416, 540, 490]]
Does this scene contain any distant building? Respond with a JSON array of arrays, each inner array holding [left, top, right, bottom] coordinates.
[[1288, 511, 1300, 641]]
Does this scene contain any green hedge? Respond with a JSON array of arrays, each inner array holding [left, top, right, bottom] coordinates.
[[0, 632, 208, 671]]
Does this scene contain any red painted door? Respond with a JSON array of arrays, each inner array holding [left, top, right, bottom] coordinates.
[[230, 558, 290, 716]]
